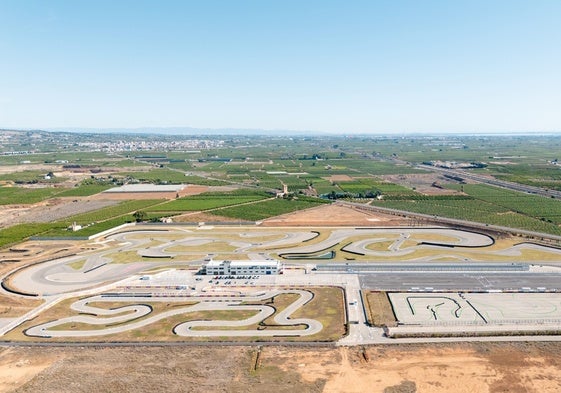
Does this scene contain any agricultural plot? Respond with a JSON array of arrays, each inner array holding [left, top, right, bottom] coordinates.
[[115, 169, 228, 186], [0, 223, 66, 248], [374, 198, 561, 236], [489, 163, 561, 189], [62, 199, 164, 224], [275, 175, 309, 192], [214, 197, 328, 221], [55, 184, 113, 197], [40, 151, 113, 163], [146, 193, 269, 213], [0, 186, 65, 205], [310, 179, 340, 194], [337, 178, 418, 197], [30, 200, 166, 239], [0, 170, 66, 184], [448, 183, 561, 224]]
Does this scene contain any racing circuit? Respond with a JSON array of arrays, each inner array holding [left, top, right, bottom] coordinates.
[[24, 289, 322, 338], [7, 226, 561, 297], [4, 224, 561, 343]]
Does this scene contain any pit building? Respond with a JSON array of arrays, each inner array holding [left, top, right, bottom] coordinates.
[[203, 260, 283, 275]]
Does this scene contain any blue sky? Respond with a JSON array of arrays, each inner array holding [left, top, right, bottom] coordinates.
[[0, 1, 560, 133]]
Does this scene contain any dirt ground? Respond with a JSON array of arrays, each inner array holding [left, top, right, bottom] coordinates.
[[380, 173, 465, 195], [2, 342, 561, 393], [0, 199, 118, 227], [325, 175, 354, 182], [261, 203, 410, 227]]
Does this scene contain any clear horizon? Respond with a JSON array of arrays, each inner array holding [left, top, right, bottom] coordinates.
[[1, 1, 560, 134]]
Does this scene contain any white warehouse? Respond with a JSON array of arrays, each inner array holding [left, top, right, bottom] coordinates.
[[204, 260, 283, 275]]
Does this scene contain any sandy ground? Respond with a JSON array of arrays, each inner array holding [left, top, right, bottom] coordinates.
[[261, 203, 410, 227], [3, 343, 561, 393]]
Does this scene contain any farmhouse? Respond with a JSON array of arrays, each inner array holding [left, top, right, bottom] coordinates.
[[203, 260, 283, 275]]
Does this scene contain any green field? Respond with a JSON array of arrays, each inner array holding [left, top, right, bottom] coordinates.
[[115, 169, 229, 186], [447, 184, 561, 224], [373, 196, 561, 236], [213, 197, 329, 221], [40, 217, 135, 238], [0, 170, 67, 184], [146, 192, 270, 213], [61, 199, 164, 225], [0, 223, 66, 248], [0, 186, 64, 205], [54, 184, 113, 197], [3, 132, 561, 244], [337, 178, 418, 197]]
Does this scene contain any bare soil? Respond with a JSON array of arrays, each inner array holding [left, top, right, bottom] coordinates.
[[380, 173, 465, 196], [325, 175, 354, 182], [363, 291, 398, 327], [4, 343, 561, 393], [261, 204, 410, 227]]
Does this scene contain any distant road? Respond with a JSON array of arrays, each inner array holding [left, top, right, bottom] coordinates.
[[417, 164, 561, 199]]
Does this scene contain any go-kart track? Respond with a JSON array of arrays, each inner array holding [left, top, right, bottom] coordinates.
[[25, 289, 321, 338], [4, 224, 561, 344]]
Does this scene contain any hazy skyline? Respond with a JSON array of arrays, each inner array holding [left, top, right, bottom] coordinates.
[[1, 1, 560, 134]]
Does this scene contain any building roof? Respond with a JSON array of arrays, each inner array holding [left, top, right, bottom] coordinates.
[[103, 184, 186, 193], [206, 260, 280, 267]]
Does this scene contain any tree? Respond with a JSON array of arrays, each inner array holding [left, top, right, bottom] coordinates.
[[133, 211, 147, 222]]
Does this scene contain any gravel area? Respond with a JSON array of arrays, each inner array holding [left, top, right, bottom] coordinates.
[[11, 199, 118, 224]]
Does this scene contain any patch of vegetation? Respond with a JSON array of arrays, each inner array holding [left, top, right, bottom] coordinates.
[[115, 169, 229, 186], [448, 183, 561, 225], [0, 223, 66, 248], [146, 191, 270, 213], [374, 198, 561, 236], [0, 186, 64, 205], [40, 217, 134, 238], [0, 170, 65, 184], [363, 291, 398, 327], [55, 184, 113, 197]]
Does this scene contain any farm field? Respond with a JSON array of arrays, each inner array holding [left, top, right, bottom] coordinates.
[[3, 133, 561, 246], [145, 191, 270, 214], [0, 187, 64, 205], [212, 197, 329, 221], [373, 197, 561, 236]]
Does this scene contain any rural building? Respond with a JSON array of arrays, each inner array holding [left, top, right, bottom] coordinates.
[[203, 260, 283, 275]]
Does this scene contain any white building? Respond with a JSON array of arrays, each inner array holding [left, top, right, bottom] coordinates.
[[204, 260, 283, 275]]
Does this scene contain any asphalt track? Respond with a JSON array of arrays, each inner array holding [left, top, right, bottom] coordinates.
[[9, 226, 561, 296], [25, 290, 322, 338], [359, 272, 561, 291]]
